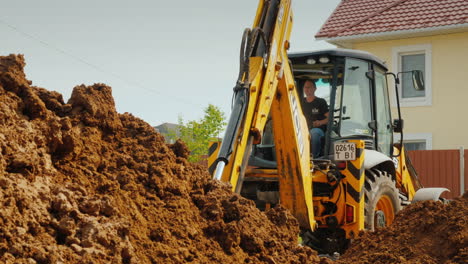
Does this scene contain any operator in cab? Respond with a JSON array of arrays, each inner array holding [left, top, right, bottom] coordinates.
[[301, 79, 329, 158]]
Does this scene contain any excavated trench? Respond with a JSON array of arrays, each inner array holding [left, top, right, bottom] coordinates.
[[0, 54, 466, 264]]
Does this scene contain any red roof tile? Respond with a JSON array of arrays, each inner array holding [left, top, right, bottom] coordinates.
[[316, 0, 468, 38]]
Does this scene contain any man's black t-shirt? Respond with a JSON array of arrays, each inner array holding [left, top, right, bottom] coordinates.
[[301, 97, 329, 131]]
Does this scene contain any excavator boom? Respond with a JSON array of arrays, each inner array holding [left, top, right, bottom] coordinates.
[[212, 0, 315, 230]]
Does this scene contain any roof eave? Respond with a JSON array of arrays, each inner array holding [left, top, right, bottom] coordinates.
[[317, 23, 468, 48]]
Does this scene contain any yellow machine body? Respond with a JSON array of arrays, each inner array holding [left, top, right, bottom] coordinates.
[[209, 0, 430, 254]]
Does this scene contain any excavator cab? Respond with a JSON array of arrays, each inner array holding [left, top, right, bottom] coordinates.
[[252, 49, 393, 164], [292, 49, 393, 160]]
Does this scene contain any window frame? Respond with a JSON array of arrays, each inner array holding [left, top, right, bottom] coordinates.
[[392, 44, 432, 107], [393, 133, 433, 150], [373, 66, 393, 156], [339, 57, 374, 138]]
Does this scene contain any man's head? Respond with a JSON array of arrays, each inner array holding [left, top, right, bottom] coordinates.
[[303, 79, 317, 98]]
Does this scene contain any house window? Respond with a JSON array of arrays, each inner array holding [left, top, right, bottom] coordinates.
[[401, 54, 425, 98], [394, 133, 432, 150], [392, 44, 432, 107], [403, 140, 426, 151]]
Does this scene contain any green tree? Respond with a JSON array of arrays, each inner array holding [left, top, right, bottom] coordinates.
[[173, 104, 226, 162]]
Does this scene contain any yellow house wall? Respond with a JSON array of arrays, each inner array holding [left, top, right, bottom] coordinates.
[[352, 32, 468, 149]]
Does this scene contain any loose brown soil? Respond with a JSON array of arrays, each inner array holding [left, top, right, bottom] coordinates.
[[0, 54, 326, 264], [337, 193, 467, 264], [0, 54, 466, 264]]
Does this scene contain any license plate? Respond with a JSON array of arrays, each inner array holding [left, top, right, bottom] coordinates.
[[334, 142, 356, 161]]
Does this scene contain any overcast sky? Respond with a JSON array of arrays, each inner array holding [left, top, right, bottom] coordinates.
[[2, 0, 341, 126]]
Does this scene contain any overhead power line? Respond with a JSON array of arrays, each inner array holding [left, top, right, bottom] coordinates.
[[0, 17, 204, 108]]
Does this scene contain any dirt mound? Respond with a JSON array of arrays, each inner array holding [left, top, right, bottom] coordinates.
[[337, 193, 468, 264], [2, 54, 465, 264], [0, 54, 326, 264]]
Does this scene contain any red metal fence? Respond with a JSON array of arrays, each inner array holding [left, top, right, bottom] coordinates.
[[407, 149, 466, 199]]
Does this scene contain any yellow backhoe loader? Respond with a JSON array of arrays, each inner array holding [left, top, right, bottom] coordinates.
[[208, 0, 448, 254]]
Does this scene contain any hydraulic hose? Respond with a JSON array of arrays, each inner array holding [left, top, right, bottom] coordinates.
[[213, 28, 252, 179], [213, 0, 280, 180]]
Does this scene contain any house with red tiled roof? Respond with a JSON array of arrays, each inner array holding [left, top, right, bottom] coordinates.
[[316, 0, 468, 150]]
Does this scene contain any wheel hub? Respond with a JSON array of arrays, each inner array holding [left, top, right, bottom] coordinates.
[[374, 210, 386, 228]]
